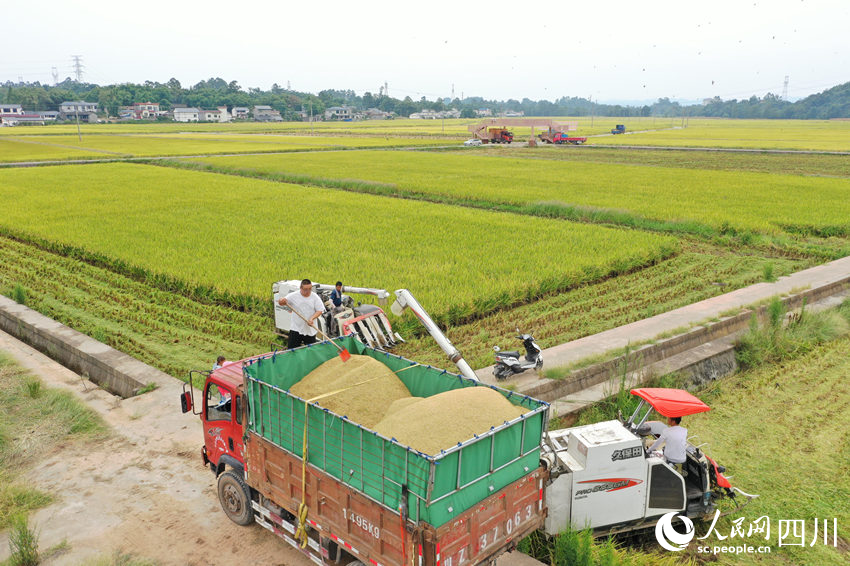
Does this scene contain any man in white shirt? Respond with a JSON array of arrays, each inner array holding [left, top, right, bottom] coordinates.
[[649, 416, 688, 465], [278, 279, 326, 350]]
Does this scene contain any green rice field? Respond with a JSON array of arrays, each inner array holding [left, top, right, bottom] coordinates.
[[0, 162, 676, 326], [0, 133, 448, 162], [186, 150, 850, 237]]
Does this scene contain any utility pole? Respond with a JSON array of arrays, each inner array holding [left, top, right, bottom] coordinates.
[[72, 55, 84, 82], [74, 105, 82, 142]]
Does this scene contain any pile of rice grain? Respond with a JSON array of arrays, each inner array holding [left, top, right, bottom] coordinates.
[[373, 387, 528, 455], [290, 355, 411, 428]]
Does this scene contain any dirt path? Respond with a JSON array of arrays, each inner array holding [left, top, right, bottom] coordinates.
[[0, 329, 312, 566]]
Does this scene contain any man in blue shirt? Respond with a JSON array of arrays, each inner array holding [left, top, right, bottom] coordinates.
[[330, 281, 344, 308]]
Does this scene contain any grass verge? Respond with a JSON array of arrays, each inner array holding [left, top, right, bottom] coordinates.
[[0, 352, 108, 530]]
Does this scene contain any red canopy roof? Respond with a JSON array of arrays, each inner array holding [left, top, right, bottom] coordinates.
[[630, 388, 710, 418]]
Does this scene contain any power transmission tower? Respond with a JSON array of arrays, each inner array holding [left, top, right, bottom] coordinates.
[[51, 66, 59, 85], [782, 75, 790, 100], [384, 81, 388, 98], [286, 80, 291, 90], [72, 55, 84, 82]]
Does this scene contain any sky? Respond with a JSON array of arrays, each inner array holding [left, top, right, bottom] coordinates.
[[2, 0, 848, 104]]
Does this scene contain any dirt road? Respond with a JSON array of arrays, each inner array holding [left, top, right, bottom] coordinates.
[[0, 328, 313, 566]]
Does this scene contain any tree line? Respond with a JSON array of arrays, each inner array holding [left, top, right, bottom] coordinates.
[[2, 77, 848, 119]]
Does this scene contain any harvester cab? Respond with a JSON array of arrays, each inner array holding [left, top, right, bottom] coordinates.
[[272, 280, 401, 350], [542, 388, 756, 536]]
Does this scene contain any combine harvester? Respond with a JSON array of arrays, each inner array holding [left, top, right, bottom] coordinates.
[[181, 288, 755, 565]]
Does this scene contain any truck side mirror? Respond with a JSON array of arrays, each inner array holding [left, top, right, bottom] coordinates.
[[180, 391, 193, 414]]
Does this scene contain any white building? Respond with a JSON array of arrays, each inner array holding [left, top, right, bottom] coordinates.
[[232, 107, 249, 120], [324, 106, 353, 120], [217, 106, 231, 122], [200, 109, 222, 122], [173, 107, 200, 122], [59, 101, 98, 122], [253, 105, 282, 121], [0, 104, 23, 115]]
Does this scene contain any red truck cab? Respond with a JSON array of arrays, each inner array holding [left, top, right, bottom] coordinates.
[[198, 362, 246, 475]]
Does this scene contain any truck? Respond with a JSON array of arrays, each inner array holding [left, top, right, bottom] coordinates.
[[484, 127, 513, 144], [182, 289, 753, 565], [611, 124, 626, 134], [537, 130, 587, 145], [182, 336, 549, 566]]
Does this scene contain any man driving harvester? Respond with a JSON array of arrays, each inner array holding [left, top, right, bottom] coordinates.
[[277, 278, 326, 349]]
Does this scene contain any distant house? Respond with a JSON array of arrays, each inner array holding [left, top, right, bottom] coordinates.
[[324, 106, 353, 121], [173, 107, 200, 122], [0, 104, 23, 115], [474, 108, 492, 117], [253, 105, 283, 122], [59, 101, 98, 122], [231, 107, 250, 120], [0, 113, 46, 126], [501, 110, 524, 117], [133, 102, 160, 120], [409, 109, 437, 119], [364, 108, 390, 120], [38, 111, 58, 121], [217, 106, 231, 122], [200, 108, 222, 122]]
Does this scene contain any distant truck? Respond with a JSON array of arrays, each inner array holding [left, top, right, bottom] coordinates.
[[538, 130, 587, 145], [485, 127, 514, 143], [611, 124, 626, 134]]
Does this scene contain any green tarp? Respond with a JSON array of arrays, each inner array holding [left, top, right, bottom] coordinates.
[[244, 337, 548, 527]]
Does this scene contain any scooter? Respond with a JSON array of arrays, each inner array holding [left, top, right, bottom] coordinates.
[[493, 329, 543, 380]]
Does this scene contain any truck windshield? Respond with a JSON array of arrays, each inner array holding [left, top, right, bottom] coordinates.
[[206, 383, 232, 422]]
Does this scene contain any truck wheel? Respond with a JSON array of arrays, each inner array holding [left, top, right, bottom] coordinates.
[[218, 470, 254, 526]]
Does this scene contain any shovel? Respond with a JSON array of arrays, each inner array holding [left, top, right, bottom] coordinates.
[[288, 306, 351, 362]]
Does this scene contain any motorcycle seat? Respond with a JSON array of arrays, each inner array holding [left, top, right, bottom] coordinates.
[[497, 351, 521, 358]]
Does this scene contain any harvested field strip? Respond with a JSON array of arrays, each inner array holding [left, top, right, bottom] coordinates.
[[394, 241, 812, 368], [0, 162, 676, 328], [472, 146, 850, 177], [686, 335, 850, 565], [184, 150, 850, 239], [0, 235, 271, 378]]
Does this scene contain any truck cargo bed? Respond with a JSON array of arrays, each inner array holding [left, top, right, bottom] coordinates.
[[243, 338, 548, 528], [246, 432, 547, 566]]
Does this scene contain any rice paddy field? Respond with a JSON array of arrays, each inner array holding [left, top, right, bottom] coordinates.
[[1, 119, 849, 373], [0, 133, 448, 162], [3, 118, 850, 565], [3, 117, 848, 151], [0, 162, 676, 328], [596, 118, 850, 151], [186, 150, 850, 237]]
